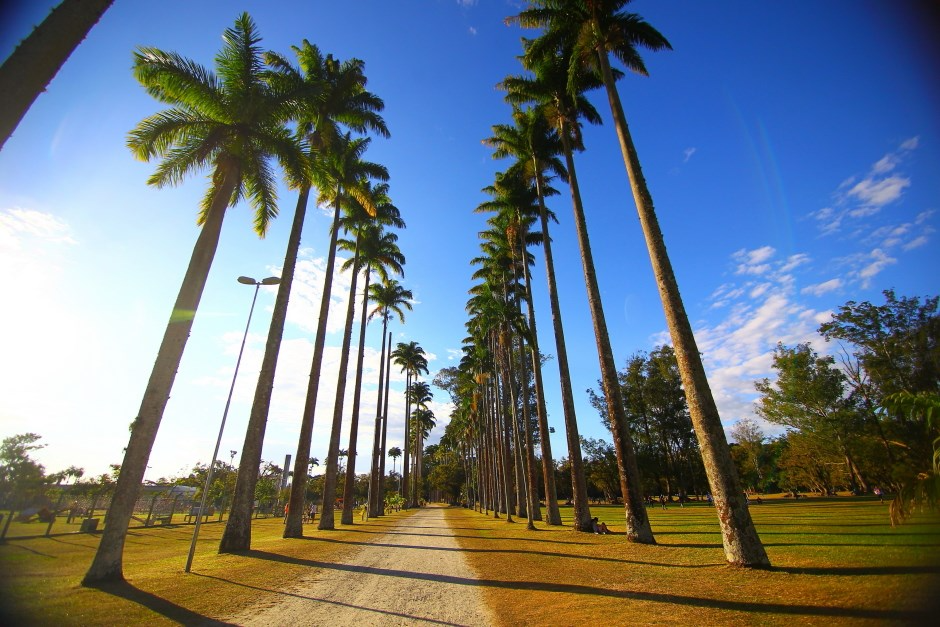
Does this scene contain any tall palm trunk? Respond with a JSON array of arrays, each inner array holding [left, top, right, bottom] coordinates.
[[558, 128, 654, 544], [319, 237, 361, 530], [402, 370, 413, 507], [223, 185, 307, 550], [342, 266, 372, 524], [368, 322, 388, 517], [0, 0, 114, 151], [533, 169, 592, 531], [596, 50, 768, 567], [515, 325, 542, 526], [519, 221, 561, 524], [378, 332, 392, 506], [277, 194, 342, 540], [84, 165, 236, 583]]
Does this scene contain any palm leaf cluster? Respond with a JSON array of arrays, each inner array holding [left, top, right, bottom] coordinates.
[[85, 13, 421, 583], [440, 0, 769, 567]]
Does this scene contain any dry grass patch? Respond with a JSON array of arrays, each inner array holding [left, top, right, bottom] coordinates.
[[0, 509, 416, 625], [448, 498, 940, 626]]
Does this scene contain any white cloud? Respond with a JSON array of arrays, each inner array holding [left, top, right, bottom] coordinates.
[[801, 278, 842, 297], [468, 26, 477, 35], [446, 348, 462, 360], [903, 235, 929, 251], [733, 245, 776, 275], [900, 136, 919, 150], [683, 147, 697, 163], [856, 248, 897, 288], [846, 175, 910, 208]]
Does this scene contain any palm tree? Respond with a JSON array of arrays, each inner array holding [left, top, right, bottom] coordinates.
[[0, 0, 114, 151], [272, 135, 387, 541], [483, 107, 592, 531], [515, 0, 769, 567], [222, 41, 388, 548], [366, 280, 413, 516], [318, 185, 401, 530], [388, 446, 402, 493], [83, 13, 304, 584], [391, 341, 429, 508], [477, 169, 560, 525], [340, 220, 406, 525], [407, 381, 434, 503], [505, 43, 654, 543]]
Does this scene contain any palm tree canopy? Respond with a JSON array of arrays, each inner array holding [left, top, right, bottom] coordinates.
[[368, 279, 414, 324], [509, 0, 671, 92], [127, 12, 306, 236]]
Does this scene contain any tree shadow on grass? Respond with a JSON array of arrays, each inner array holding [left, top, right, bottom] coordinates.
[[773, 565, 940, 576], [239, 550, 929, 622], [85, 580, 235, 626]]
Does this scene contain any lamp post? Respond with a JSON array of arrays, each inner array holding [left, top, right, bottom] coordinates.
[[185, 275, 280, 573]]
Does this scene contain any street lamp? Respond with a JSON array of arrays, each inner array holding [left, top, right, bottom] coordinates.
[[185, 275, 280, 573]]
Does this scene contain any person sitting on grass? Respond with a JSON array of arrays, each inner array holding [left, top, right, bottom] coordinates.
[[591, 517, 610, 534]]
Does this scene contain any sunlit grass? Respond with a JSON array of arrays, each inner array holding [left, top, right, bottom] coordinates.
[[0, 509, 416, 625], [450, 496, 940, 626]]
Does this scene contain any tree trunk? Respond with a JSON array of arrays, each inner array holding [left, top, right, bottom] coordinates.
[[318, 238, 361, 530], [342, 267, 372, 524], [0, 0, 114, 151], [379, 332, 392, 506], [518, 208, 561, 524], [368, 320, 389, 517], [84, 164, 236, 583], [402, 371, 412, 507], [596, 49, 768, 567], [272, 195, 341, 541], [533, 170, 592, 531], [216, 186, 307, 550], [559, 129, 655, 544]]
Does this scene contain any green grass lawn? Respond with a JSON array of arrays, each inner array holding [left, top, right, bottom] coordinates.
[[0, 508, 414, 625], [1, 497, 937, 625], [452, 495, 940, 625]]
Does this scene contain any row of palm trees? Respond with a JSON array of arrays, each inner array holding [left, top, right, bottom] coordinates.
[[445, 0, 769, 568], [83, 13, 432, 584]]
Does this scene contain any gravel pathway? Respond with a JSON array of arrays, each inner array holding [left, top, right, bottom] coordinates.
[[232, 505, 495, 626]]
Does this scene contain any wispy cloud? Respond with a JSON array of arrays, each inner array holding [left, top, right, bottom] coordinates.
[[801, 278, 842, 297], [683, 147, 697, 163], [811, 137, 919, 236], [468, 26, 477, 35]]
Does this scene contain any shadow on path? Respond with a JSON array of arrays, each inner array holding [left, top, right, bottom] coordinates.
[[241, 550, 929, 622]]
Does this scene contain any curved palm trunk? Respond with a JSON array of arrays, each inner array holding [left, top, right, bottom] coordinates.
[[533, 170, 592, 531], [596, 50, 768, 566], [319, 237, 361, 530], [559, 130, 654, 544], [368, 321, 389, 517], [276, 195, 341, 540], [0, 0, 114, 152], [221, 186, 308, 550], [341, 266, 372, 524], [84, 166, 236, 583]]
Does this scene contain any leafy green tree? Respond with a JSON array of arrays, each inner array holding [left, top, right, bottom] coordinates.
[[755, 343, 867, 494], [86, 14, 304, 583], [0, 433, 47, 507], [580, 438, 620, 503]]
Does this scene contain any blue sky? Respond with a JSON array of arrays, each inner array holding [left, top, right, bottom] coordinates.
[[1, 0, 937, 482]]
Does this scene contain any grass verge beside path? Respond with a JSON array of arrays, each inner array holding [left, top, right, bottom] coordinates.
[[448, 497, 940, 626], [0, 508, 416, 625]]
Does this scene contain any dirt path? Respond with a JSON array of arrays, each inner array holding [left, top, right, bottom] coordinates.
[[231, 505, 495, 626]]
